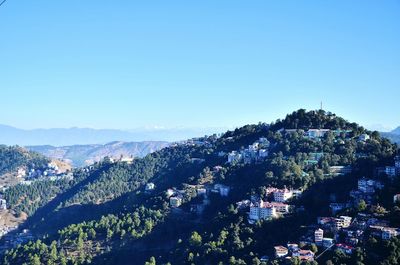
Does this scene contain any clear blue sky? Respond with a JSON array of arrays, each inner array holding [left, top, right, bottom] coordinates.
[[0, 1, 399, 131]]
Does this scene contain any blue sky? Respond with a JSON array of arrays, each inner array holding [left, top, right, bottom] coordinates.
[[0, 1, 399, 131]]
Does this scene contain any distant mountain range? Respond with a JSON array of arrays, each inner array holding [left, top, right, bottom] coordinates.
[[0, 124, 227, 146], [28, 141, 169, 167], [391, 126, 400, 135], [380, 126, 400, 144]]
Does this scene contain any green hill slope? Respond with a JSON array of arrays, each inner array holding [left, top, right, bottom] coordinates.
[[2, 110, 400, 265]]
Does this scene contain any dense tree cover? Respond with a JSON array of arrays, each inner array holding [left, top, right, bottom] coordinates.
[[4, 178, 73, 216], [60, 145, 197, 208], [3, 166, 96, 216], [0, 145, 49, 175], [2, 110, 399, 265], [271, 109, 354, 131], [3, 206, 165, 265]]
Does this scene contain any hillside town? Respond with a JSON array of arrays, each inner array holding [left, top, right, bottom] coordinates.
[[0, 162, 74, 248], [227, 137, 270, 165], [269, 155, 400, 263]]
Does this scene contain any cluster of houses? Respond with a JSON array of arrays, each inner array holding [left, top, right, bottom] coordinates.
[[282, 128, 353, 140], [19, 172, 74, 186], [236, 187, 302, 224], [103, 156, 135, 164], [14, 162, 75, 186], [272, 158, 400, 262], [20, 162, 61, 180], [376, 155, 400, 179], [348, 178, 385, 205], [327, 177, 385, 216], [180, 137, 216, 148], [273, 209, 390, 260], [165, 183, 231, 209], [227, 137, 270, 165], [273, 244, 315, 262]]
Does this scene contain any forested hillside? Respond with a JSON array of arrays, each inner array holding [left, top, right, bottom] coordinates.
[[0, 145, 49, 176], [2, 110, 400, 265]]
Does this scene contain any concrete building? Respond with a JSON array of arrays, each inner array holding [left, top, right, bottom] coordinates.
[[249, 201, 278, 221], [335, 216, 352, 229], [249, 201, 289, 221], [314, 228, 324, 244], [273, 189, 293, 202], [330, 166, 352, 175], [274, 246, 289, 258]]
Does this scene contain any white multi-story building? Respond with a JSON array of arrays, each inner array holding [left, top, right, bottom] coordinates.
[[249, 202, 277, 221], [315, 228, 324, 243], [268, 202, 290, 214], [335, 216, 352, 229], [273, 189, 293, 202], [249, 201, 289, 221]]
